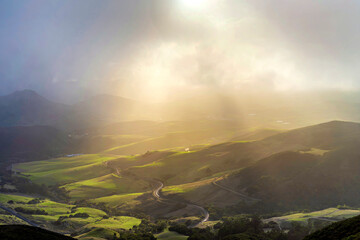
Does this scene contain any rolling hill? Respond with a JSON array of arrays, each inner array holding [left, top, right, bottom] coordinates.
[[217, 121, 360, 209], [304, 214, 360, 240], [116, 120, 360, 211], [12, 120, 360, 225]]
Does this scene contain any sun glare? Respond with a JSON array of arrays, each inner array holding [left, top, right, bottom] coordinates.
[[179, 0, 207, 9]]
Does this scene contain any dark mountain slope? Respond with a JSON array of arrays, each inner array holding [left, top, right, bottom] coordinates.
[[304, 214, 360, 240], [221, 151, 320, 192], [220, 122, 360, 209], [0, 225, 75, 240], [0, 90, 150, 130], [0, 126, 70, 162], [124, 121, 360, 186], [0, 90, 69, 127], [262, 120, 360, 150], [158, 121, 360, 209]]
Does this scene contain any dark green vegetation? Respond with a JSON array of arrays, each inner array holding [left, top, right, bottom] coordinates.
[[304, 214, 360, 240], [0, 225, 75, 240], [169, 215, 313, 240]]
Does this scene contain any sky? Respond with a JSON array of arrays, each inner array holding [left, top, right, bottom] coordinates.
[[1, 0, 360, 103]]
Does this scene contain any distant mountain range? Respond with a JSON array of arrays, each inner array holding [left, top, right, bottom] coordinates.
[[2, 89, 360, 131], [0, 90, 68, 127], [0, 125, 70, 163], [0, 90, 144, 130]]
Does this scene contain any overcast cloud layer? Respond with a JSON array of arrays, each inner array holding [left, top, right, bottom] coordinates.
[[1, 0, 360, 102]]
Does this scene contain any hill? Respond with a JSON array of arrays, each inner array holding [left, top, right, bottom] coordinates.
[[304, 214, 360, 240], [122, 122, 351, 186], [0, 126, 70, 162], [0, 90, 69, 127], [217, 121, 360, 210], [262, 120, 360, 149], [123, 121, 360, 210], [13, 154, 116, 185], [13, 120, 360, 220], [0, 90, 151, 130], [74, 119, 247, 154], [0, 225, 74, 240]]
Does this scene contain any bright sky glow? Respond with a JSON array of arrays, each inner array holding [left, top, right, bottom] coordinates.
[[0, 0, 360, 103], [178, 0, 208, 9]]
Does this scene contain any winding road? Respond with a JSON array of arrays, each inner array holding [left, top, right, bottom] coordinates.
[[0, 204, 39, 227], [112, 166, 209, 227], [152, 180, 163, 199], [151, 179, 209, 227]]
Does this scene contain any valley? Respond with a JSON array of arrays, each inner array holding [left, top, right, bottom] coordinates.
[[2, 99, 360, 239]]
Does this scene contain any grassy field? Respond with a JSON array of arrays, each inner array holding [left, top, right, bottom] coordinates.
[[162, 178, 214, 195], [125, 142, 258, 185], [300, 148, 330, 156], [14, 154, 117, 185], [155, 229, 188, 240], [62, 173, 149, 199], [0, 207, 28, 225], [76, 227, 120, 240], [90, 192, 145, 209], [103, 129, 237, 155], [84, 216, 141, 231], [267, 207, 360, 228], [0, 193, 33, 203], [0, 193, 141, 236]]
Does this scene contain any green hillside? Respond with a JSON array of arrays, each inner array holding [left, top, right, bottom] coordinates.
[[62, 173, 149, 199], [304, 214, 360, 240], [14, 154, 117, 185], [105, 129, 236, 155], [220, 137, 360, 209]]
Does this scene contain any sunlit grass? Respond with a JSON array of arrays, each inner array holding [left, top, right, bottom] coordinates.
[[62, 174, 149, 199], [162, 178, 214, 194], [14, 154, 117, 185], [14, 154, 115, 173], [156, 228, 188, 240], [300, 148, 330, 156], [269, 207, 360, 224], [0, 193, 32, 203], [84, 216, 141, 231], [0, 214, 28, 225], [0, 193, 143, 236], [90, 193, 144, 208], [76, 228, 120, 240]]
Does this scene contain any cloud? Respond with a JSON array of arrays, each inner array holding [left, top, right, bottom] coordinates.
[[2, 0, 360, 102]]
